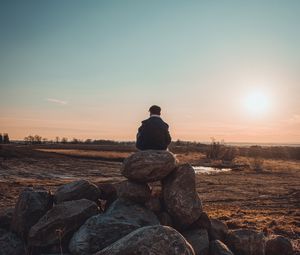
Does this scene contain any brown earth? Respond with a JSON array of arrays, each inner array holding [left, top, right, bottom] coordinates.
[[0, 144, 299, 251]]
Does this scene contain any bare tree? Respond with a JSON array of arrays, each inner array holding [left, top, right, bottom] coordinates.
[[3, 133, 9, 144], [61, 137, 68, 144]]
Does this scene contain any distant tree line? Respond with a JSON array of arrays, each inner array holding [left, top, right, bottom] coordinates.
[[0, 133, 10, 144]]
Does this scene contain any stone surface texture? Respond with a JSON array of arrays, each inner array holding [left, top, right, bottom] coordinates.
[[28, 199, 99, 247], [163, 164, 202, 228], [94, 225, 195, 255], [54, 180, 101, 203], [121, 150, 177, 182]]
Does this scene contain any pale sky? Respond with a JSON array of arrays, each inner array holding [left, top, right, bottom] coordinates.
[[0, 1, 300, 143]]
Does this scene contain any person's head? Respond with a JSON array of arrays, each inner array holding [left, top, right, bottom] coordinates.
[[149, 105, 161, 115]]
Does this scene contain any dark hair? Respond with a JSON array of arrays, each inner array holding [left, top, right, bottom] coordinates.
[[149, 105, 161, 115]]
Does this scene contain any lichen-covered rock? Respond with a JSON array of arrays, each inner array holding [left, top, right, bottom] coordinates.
[[182, 228, 209, 255], [54, 180, 101, 203], [225, 229, 265, 255], [0, 229, 25, 255], [105, 199, 159, 226], [0, 207, 14, 230], [121, 150, 177, 182], [69, 215, 140, 255], [265, 235, 293, 255], [11, 187, 52, 239], [162, 164, 202, 228], [117, 180, 151, 204], [210, 219, 229, 242], [210, 240, 234, 255], [95, 225, 195, 255], [28, 199, 99, 247]]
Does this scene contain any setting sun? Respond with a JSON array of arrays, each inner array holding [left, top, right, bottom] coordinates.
[[244, 90, 270, 116]]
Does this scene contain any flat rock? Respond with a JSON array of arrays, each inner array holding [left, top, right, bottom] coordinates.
[[28, 199, 99, 247], [105, 199, 159, 226], [69, 215, 140, 255], [210, 240, 234, 255], [162, 164, 202, 228], [117, 180, 151, 204], [121, 150, 177, 182], [182, 228, 209, 255], [54, 180, 101, 203], [265, 235, 293, 255], [95, 225, 195, 255], [0, 228, 25, 255], [225, 229, 266, 255], [11, 187, 53, 239]]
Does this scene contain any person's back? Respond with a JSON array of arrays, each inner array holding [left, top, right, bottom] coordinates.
[[136, 105, 171, 150]]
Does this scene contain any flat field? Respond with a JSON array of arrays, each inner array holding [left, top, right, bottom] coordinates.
[[0, 144, 299, 251]]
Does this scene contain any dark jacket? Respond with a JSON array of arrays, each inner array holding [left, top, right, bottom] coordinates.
[[136, 116, 171, 150]]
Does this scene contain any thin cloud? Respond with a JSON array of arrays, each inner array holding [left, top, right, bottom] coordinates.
[[46, 98, 68, 105]]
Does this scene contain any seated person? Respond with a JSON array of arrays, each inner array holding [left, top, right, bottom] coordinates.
[[136, 105, 171, 150]]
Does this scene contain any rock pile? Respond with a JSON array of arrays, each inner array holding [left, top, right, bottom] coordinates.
[[0, 150, 295, 255]]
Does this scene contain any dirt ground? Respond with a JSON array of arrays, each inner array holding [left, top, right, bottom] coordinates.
[[0, 144, 299, 251]]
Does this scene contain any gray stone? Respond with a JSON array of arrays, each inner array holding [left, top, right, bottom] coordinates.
[[121, 150, 177, 182], [117, 180, 151, 204], [69, 215, 140, 255], [162, 164, 202, 228], [182, 228, 209, 255], [95, 225, 195, 255], [28, 199, 99, 247], [54, 180, 100, 203], [266, 235, 293, 255], [11, 187, 52, 239], [225, 229, 266, 255], [210, 240, 234, 255], [106, 199, 159, 226], [0, 228, 25, 255]]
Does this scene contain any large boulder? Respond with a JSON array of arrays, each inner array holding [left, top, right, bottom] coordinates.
[[121, 150, 177, 182], [210, 240, 234, 255], [28, 199, 99, 247], [265, 235, 293, 255], [117, 180, 151, 204], [105, 199, 159, 226], [0, 228, 25, 255], [225, 229, 266, 255], [162, 164, 202, 228], [182, 228, 209, 255], [95, 225, 195, 255], [0, 207, 14, 230], [11, 187, 53, 239], [69, 215, 140, 255], [210, 219, 229, 242], [54, 180, 101, 203]]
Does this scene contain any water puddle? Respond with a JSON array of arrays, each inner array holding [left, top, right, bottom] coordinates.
[[193, 166, 232, 174]]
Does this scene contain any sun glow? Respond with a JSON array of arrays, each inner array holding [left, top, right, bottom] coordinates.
[[244, 90, 270, 116]]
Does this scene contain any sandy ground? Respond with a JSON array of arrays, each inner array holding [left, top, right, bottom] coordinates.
[[0, 144, 299, 251]]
